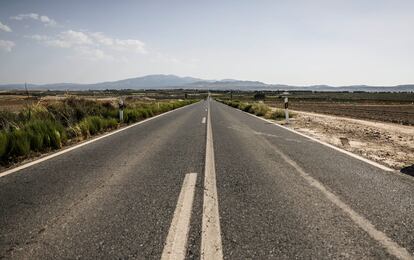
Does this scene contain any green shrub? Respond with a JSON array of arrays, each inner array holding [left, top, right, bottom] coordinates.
[[24, 120, 66, 150], [0, 131, 7, 158], [140, 108, 150, 119], [0, 111, 18, 130], [26, 127, 44, 151], [46, 97, 118, 127], [79, 120, 89, 138], [0, 98, 196, 164], [78, 116, 119, 138], [239, 103, 252, 112], [48, 127, 66, 149], [265, 109, 285, 120], [102, 118, 118, 129], [264, 109, 296, 120], [146, 108, 154, 117], [250, 103, 270, 116], [7, 129, 30, 158], [124, 109, 143, 123]]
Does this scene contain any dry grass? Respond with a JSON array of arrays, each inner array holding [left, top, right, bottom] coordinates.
[[0, 97, 197, 165]]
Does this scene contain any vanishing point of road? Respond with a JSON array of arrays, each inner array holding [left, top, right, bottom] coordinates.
[[1, 98, 414, 259]]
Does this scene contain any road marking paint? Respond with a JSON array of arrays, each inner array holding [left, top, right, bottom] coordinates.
[[201, 100, 223, 260], [226, 102, 394, 172], [253, 131, 280, 138], [202, 117, 206, 124], [161, 173, 197, 260], [274, 146, 412, 260], [0, 102, 200, 178]]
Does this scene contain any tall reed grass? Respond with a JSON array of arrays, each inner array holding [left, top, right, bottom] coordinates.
[[0, 98, 197, 164]]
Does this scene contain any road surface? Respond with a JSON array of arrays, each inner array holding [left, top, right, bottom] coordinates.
[[1, 98, 414, 259]]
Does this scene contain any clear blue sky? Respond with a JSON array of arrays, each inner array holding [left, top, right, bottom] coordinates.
[[0, 0, 413, 85]]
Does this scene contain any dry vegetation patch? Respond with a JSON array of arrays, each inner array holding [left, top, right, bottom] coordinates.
[[0, 96, 197, 167]]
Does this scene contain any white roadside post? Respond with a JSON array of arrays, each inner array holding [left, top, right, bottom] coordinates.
[[284, 97, 289, 124], [119, 97, 124, 122]]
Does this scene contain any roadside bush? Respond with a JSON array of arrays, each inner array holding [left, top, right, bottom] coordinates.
[[265, 109, 286, 120], [24, 120, 66, 150], [7, 129, 30, 158], [264, 109, 296, 120], [0, 98, 197, 164], [46, 97, 118, 127], [0, 131, 7, 158], [124, 109, 142, 123], [157, 103, 172, 113], [78, 116, 118, 138], [250, 103, 270, 116], [228, 101, 241, 108], [0, 111, 18, 130], [239, 103, 252, 112], [0, 119, 67, 163], [139, 108, 151, 119], [220, 99, 292, 119], [47, 121, 66, 148], [102, 118, 118, 129]]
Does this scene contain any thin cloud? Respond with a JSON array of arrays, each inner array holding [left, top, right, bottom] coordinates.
[[10, 13, 57, 27], [0, 21, 12, 32], [27, 34, 50, 41], [28, 30, 93, 48], [50, 30, 93, 47], [29, 30, 147, 58], [90, 32, 147, 54], [75, 46, 114, 61], [0, 40, 15, 52]]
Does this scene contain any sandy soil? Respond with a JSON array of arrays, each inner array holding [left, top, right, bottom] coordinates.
[[272, 108, 414, 170]]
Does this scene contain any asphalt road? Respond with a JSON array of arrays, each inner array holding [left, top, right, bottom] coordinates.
[[1, 98, 414, 259]]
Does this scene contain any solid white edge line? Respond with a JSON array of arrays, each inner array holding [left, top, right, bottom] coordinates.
[[274, 146, 412, 260], [161, 173, 198, 260], [201, 98, 223, 260], [0, 101, 200, 178], [216, 100, 412, 259], [218, 101, 394, 172]]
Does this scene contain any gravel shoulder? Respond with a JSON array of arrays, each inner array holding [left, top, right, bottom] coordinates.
[[272, 108, 414, 170]]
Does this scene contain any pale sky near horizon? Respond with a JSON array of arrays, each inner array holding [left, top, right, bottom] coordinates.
[[0, 0, 413, 86]]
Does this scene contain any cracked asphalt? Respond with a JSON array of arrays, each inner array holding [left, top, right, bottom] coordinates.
[[1, 99, 414, 259]]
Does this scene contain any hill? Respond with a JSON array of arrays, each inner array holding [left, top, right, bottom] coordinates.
[[0, 74, 413, 92]]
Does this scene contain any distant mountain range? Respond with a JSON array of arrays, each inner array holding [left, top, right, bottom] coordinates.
[[1, 74, 413, 92]]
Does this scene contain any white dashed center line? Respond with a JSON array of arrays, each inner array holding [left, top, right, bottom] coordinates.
[[161, 173, 198, 260]]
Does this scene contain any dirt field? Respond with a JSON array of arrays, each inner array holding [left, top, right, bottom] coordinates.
[[266, 101, 414, 125], [272, 109, 414, 170]]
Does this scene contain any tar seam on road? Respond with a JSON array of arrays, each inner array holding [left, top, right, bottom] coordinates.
[[235, 103, 394, 172], [0, 102, 200, 179], [201, 98, 224, 260], [273, 145, 413, 260], [161, 173, 198, 260]]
